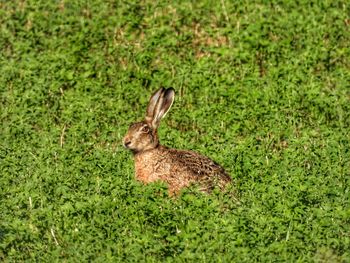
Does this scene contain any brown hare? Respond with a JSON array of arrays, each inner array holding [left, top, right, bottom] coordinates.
[[123, 88, 231, 195]]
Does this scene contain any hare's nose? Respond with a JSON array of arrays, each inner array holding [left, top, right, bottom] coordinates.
[[123, 139, 131, 148]]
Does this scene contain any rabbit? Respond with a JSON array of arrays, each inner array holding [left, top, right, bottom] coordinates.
[[123, 87, 232, 195]]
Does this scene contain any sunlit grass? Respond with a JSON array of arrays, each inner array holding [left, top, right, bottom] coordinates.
[[1, 0, 349, 261]]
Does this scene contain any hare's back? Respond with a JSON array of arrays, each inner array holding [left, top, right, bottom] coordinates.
[[167, 148, 231, 184]]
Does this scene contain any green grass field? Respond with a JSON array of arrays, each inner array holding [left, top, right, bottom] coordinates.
[[1, 0, 349, 261]]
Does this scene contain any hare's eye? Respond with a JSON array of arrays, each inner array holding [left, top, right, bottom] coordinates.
[[141, 126, 150, 133]]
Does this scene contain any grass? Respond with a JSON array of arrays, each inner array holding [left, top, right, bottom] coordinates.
[[1, 0, 349, 261]]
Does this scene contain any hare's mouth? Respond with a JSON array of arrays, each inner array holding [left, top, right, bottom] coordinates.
[[123, 140, 139, 153], [123, 142, 140, 154], [123, 137, 133, 149], [123, 141, 131, 148]]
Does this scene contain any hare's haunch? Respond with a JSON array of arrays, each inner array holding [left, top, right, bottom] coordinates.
[[123, 88, 231, 195]]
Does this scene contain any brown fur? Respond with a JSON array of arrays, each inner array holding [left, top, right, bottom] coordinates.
[[123, 88, 231, 195]]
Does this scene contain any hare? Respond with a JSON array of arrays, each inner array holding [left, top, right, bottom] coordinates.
[[123, 88, 231, 195]]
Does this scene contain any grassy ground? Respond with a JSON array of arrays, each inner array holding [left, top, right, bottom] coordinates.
[[1, 0, 349, 261]]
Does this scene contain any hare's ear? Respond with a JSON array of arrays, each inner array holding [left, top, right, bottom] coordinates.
[[152, 88, 175, 129], [145, 88, 165, 124]]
